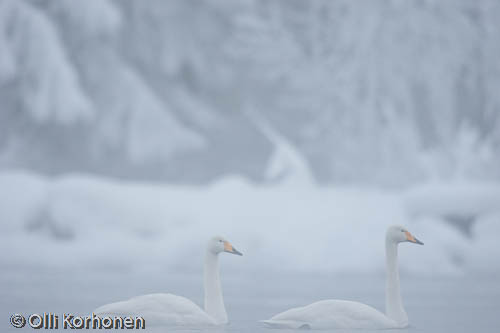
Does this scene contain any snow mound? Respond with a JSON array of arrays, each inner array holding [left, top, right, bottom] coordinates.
[[1, 171, 498, 276], [404, 182, 500, 218]]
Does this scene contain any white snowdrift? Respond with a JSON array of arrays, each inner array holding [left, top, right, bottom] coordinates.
[[404, 182, 500, 218], [1, 171, 499, 276]]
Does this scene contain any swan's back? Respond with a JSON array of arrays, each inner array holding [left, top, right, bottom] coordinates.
[[262, 299, 400, 329], [94, 293, 217, 327]]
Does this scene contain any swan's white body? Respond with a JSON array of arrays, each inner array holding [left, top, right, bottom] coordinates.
[[94, 236, 242, 327], [262, 300, 397, 329], [94, 293, 216, 326], [262, 226, 423, 330]]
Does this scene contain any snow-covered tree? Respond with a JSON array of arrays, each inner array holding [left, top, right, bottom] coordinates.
[[227, 0, 500, 185], [1, 0, 499, 185], [1, 0, 206, 177]]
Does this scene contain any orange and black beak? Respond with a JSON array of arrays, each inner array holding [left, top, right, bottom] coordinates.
[[405, 231, 424, 245], [224, 241, 243, 256]]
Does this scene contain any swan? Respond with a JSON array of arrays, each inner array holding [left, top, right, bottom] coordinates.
[[262, 225, 423, 329], [93, 236, 242, 327]]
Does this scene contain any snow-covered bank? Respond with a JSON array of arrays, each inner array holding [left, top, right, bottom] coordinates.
[[1, 171, 499, 276]]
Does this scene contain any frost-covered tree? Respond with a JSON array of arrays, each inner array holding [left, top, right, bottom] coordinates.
[[0, 0, 94, 171], [0, 0, 205, 176], [227, 0, 500, 185], [1, 0, 499, 185], [0, 0, 92, 124]]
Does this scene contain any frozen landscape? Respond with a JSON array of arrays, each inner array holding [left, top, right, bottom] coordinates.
[[1, 0, 500, 332], [1, 171, 500, 332]]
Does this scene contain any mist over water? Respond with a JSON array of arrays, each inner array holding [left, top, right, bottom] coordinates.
[[1, 1, 500, 332], [3, 268, 500, 333]]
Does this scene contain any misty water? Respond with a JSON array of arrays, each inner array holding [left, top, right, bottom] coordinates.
[[3, 266, 499, 332]]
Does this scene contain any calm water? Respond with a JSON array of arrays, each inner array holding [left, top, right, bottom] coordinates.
[[2, 266, 499, 332]]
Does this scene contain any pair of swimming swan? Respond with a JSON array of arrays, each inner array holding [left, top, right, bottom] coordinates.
[[94, 225, 423, 329]]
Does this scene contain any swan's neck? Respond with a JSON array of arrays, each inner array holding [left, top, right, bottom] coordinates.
[[204, 251, 228, 324], [385, 239, 408, 326]]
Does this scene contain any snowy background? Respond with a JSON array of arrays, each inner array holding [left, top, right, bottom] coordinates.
[[1, 1, 500, 331]]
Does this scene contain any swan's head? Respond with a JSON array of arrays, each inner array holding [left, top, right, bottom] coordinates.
[[386, 225, 424, 245], [208, 236, 243, 256]]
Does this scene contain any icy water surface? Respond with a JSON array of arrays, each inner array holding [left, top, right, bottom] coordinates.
[[2, 266, 499, 332]]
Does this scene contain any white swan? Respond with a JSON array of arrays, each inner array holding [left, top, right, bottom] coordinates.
[[262, 225, 423, 329], [93, 236, 242, 327]]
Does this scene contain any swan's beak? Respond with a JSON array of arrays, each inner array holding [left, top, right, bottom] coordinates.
[[224, 241, 243, 256], [405, 231, 424, 245]]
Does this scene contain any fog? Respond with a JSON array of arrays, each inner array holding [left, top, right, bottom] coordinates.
[[1, 0, 500, 332]]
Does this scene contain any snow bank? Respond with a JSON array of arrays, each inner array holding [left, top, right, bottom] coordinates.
[[404, 182, 500, 218], [1, 171, 498, 276], [0, 171, 49, 233], [403, 181, 500, 275]]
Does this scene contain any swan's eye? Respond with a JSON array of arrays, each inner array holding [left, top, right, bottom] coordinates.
[[401, 229, 405, 232]]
